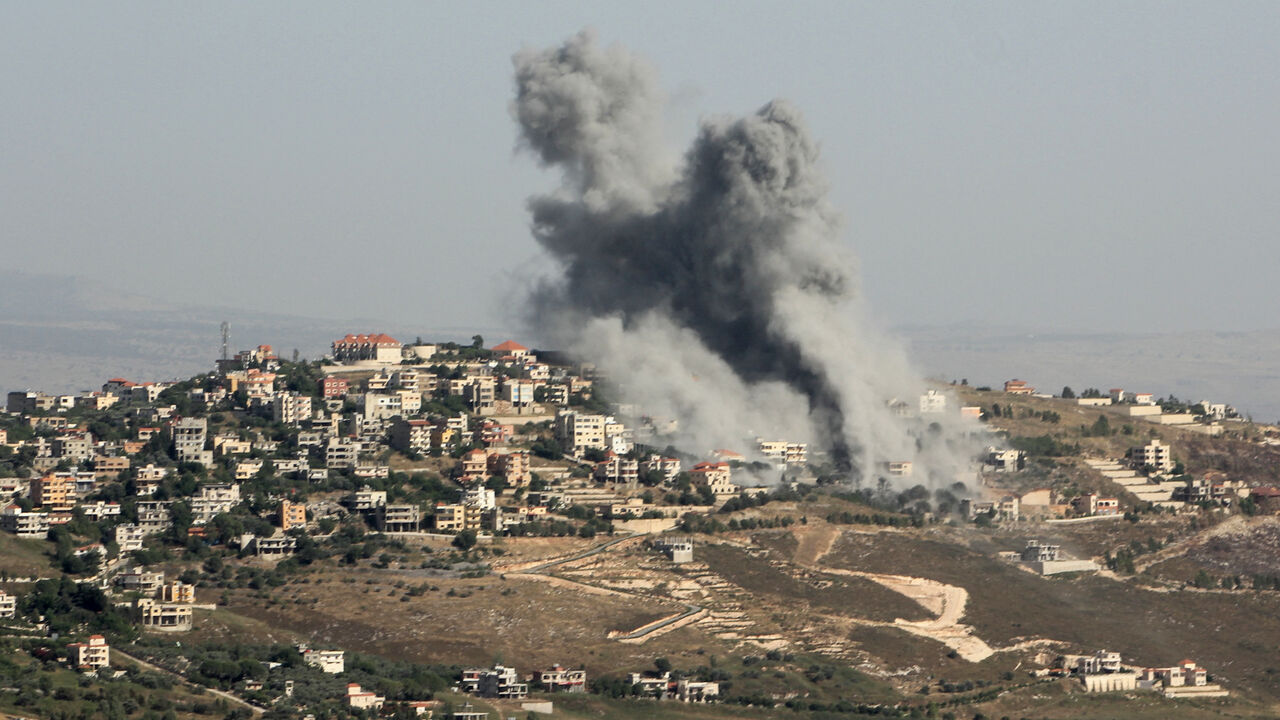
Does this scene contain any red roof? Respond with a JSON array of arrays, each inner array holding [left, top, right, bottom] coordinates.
[[491, 340, 529, 352], [335, 333, 400, 346]]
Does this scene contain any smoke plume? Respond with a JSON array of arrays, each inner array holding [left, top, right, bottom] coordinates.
[[513, 31, 978, 486]]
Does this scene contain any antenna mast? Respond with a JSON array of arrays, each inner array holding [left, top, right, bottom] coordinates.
[[220, 321, 230, 361]]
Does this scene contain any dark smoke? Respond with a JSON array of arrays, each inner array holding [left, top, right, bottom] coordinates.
[[512, 31, 976, 483]]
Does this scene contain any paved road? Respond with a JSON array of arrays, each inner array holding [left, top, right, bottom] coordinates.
[[114, 647, 266, 715]]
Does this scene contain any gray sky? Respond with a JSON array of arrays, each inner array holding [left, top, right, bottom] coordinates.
[[3, 2, 1279, 337]]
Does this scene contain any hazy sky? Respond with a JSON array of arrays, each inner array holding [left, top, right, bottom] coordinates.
[[3, 3, 1279, 337]]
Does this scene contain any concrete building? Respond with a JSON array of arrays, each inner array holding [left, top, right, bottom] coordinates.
[[136, 599, 193, 632], [1130, 439, 1175, 475], [346, 682, 386, 710], [67, 635, 110, 671], [0, 591, 15, 618], [1004, 379, 1035, 395], [535, 664, 586, 693], [30, 474, 75, 512], [326, 437, 360, 470], [332, 333, 402, 364], [463, 665, 528, 700], [378, 504, 422, 532], [170, 417, 209, 464], [1, 504, 50, 537], [303, 648, 345, 674], [555, 410, 606, 452], [272, 392, 313, 426], [919, 389, 947, 414], [655, 537, 694, 563], [280, 500, 307, 531]]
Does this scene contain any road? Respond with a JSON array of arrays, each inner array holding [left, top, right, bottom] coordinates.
[[514, 532, 705, 642]]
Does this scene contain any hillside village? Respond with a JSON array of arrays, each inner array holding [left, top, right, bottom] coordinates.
[[3, 335, 1280, 719]]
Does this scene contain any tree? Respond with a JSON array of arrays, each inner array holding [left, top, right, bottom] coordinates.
[[471, 335, 484, 349], [1061, 386, 1076, 399], [452, 529, 477, 551]]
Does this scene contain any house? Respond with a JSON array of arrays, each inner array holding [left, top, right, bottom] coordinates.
[[463, 665, 528, 699], [67, 635, 110, 671], [434, 504, 482, 532], [535, 664, 587, 693], [756, 440, 808, 466], [961, 495, 1020, 522], [1, 504, 50, 537], [1073, 493, 1120, 517], [689, 462, 733, 490], [491, 340, 533, 363], [346, 683, 385, 710], [0, 591, 16, 618], [676, 678, 720, 703], [884, 461, 913, 478], [118, 570, 166, 595], [161, 581, 196, 604], [594, 452, 639, 484], [135, 599, 193, 632], [655, 537, 694, 563], [1004, 379, 1035, 395], [460, 449, 489, 479], [326, 437, 360, 470], [378, 504, 422, 532], [919, 390, 947, 414], [30, 474, 75, 512], [627, 671, 673, 697], [640, 455, 681, 483], [302, 647, 345, 674], [1133, 392, 1155, 405], [280, 500, 307, 531], [319, 375, 349, 399], [332, 333, 402, 364], [555, 410, 606, 452], [1129, 439, 1175, 475], [487, 451, 530, 487], [986, 448, 1025, 472]]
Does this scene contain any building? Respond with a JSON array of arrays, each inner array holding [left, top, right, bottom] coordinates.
[[67, 635, 110, 671], [326, 437, 361, 470], [161, 581, 196, 604], [463, 665, 528, 700], [0, 591, 15, 618], [1004, 379, 1035, 395], [676, 678, 720, 703], [332, 333, 402, 364], [555, 410, 606, 452], [118, 570, 166, 595], [1073, 493, 1120, 517], [919, 390, 947, 414], [303, 648, 345, 674], [1130, 439, 1175, 475], [378, 504, 422, 532], [346, 683, 386, 710], [689, 462, 733, 492], [434, 504, 482, 532], [272, 392, 313, 426], [280, 500, 307, 531], [1, 504, 50, 537], [655, 537, 694, 563], [319, 375, 349, 399], [594, 452, 639, 484], [535, 665, 587, 693], [986, 448, 1025, 472], [491, 340, 532, 362], [487, 451, 531, 487], [136, 599, 193, 632], [30, 475, 75, 512]]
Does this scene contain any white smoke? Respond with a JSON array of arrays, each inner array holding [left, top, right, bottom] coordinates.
[[512, 30, 980, 488]]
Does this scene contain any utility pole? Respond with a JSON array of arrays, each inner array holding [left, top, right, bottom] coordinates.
[[220, 321, 230, 361]]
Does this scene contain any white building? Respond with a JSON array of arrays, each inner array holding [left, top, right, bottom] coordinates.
[[303, 648, 345, 674]]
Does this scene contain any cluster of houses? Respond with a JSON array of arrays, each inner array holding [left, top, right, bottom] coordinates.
[[1051, 649, 1228, 698]]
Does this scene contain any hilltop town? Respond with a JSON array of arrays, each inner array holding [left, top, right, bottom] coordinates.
[[3, 334, 1280, 719]]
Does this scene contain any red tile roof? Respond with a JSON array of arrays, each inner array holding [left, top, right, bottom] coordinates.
[[334, 333, 400, 346], [491, 340, 529, 352]]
